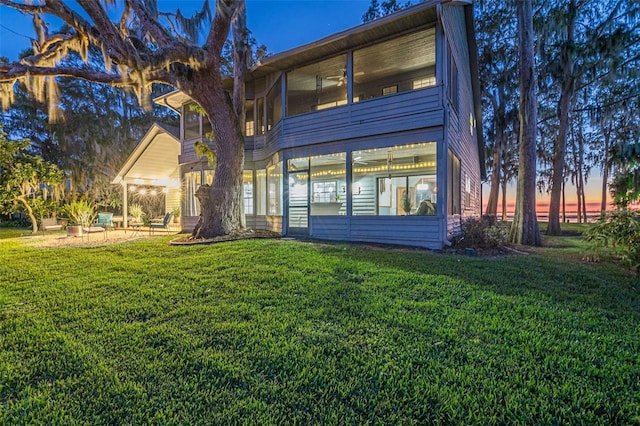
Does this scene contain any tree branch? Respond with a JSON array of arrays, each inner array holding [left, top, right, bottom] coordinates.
[[204, 0, 237, 64], [0, 63, 172, 88], [127, 0, 174, 46], [75, 0, 136, 64]]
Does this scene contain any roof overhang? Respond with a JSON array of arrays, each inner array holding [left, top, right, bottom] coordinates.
[[248, 0, 439, 80], [153, 91, 192, 113], [112, 123, 181, 187], [154, 1, 440, 109]]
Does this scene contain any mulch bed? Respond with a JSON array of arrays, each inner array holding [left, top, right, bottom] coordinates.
[[169, 229, 281, 245]]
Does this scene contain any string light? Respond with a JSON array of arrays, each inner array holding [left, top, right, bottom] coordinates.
[[353, 161, 436, 174]]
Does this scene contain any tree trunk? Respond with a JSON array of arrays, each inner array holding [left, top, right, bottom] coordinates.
[[562, 178, 566, 222], [18, 196, 38, 233], [600, 125, 611, 214], [576, 180, 582, 223], [190, 3, 248, 240], [509, 0, 540, 246], [485, 95, 502, 217], [546, 0, 576, 236], [485, 145, 501, 216], [501, 177, 508, 221], [191, 77, 245, 239], [578, 130, 586, 222]]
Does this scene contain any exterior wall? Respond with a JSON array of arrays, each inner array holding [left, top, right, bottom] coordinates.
[[310, 216, 443, 249], [279, 88, 443, 153], [165, 188, 181, 219], [173, 8, 480, 249], [182, 215, 283, 234], [441, 4, 482, 231]]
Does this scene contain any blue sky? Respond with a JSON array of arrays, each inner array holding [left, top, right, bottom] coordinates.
[[0, 1, 372, 60]]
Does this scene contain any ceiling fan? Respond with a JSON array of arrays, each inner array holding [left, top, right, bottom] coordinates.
[[326, 69, 365, 86], [353, 156, 369, 165]]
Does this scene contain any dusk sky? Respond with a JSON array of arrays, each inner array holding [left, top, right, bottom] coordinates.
[[0, 0, 609, 213], [0, 1, 371, 60]]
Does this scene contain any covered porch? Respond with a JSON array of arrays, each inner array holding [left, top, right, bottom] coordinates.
[[112, 123, 181, 229]]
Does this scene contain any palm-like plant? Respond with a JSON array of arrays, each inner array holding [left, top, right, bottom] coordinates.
[[63, 200, 96, 228], [129, 204, 145, 224]]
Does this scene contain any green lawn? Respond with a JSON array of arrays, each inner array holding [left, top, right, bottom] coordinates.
[[0, 227, 32, 239], [0, 233, 638, 424]]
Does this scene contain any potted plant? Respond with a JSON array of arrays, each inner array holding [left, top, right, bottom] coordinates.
[[172, 206, 181, 224], [129, 203, 145, 225], [63, 200, 96, 237]]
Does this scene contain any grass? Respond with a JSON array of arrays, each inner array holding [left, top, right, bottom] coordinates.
[[0, 227, 32, 239], [0, 231, 639, 424]]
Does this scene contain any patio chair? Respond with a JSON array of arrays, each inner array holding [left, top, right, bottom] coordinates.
[[96, 212, 114, 228], [95, 212, 114, 235], [149, 212, 173, 235]]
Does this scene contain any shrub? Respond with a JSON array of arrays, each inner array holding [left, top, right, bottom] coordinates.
[[452, 216, 510, 249], [584, 210, 640, 273], [63, 200, 97, 227]]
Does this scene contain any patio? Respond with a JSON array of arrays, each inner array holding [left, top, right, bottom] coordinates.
[[19, 227, 182, 248]]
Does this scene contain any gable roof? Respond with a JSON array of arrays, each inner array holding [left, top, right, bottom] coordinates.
[[112, 122, 181, 186]]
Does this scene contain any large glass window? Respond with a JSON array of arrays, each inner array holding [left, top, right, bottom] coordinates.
[[287, 54, 348, 116], [184, 170, 202, 216], [352, 143, 437, 216], [203, 170, 214, 186], [448, 150, 461, 215], [266, 79, 282, 131], [183, 102, 200, 140], [267, 162, 283, 215], [353, 28, 436, 102], [288, 157, 309, 228], [310, 152, 346, 215], [243, 171, 254, 215], [255, 169, 267, 215]]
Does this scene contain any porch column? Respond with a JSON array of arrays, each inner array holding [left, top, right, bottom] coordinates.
[[122, 181, 128, 228]]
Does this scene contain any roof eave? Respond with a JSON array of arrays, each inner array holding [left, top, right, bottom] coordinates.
[[112, 123, 181, 184]]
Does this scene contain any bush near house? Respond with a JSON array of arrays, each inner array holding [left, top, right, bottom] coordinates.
[[452, 216, 511, 250], [0, 236, 638, 424]]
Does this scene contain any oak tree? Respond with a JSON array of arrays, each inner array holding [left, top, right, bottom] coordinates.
[[0, 0, 250, 239]]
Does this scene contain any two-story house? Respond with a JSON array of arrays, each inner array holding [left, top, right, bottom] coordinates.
[[113, 0, 485, 248]]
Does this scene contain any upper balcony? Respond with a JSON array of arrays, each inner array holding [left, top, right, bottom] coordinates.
[[163, 3, 444, 163]]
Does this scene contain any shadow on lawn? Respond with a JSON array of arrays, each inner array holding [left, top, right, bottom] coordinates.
[[308, 240, 640, 318]]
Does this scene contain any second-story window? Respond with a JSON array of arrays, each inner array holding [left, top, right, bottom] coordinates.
[[266, 78, 282, 131], [256, 98, 265, 135], [183, 102, 200, 140], [287, 54, 348, 117], [353, 27, 436, 102], [245, 100, 255, 137]]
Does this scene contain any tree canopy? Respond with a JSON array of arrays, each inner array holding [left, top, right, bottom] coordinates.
[[0, 0, 251, 239], [0, 128, 64, 232]]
